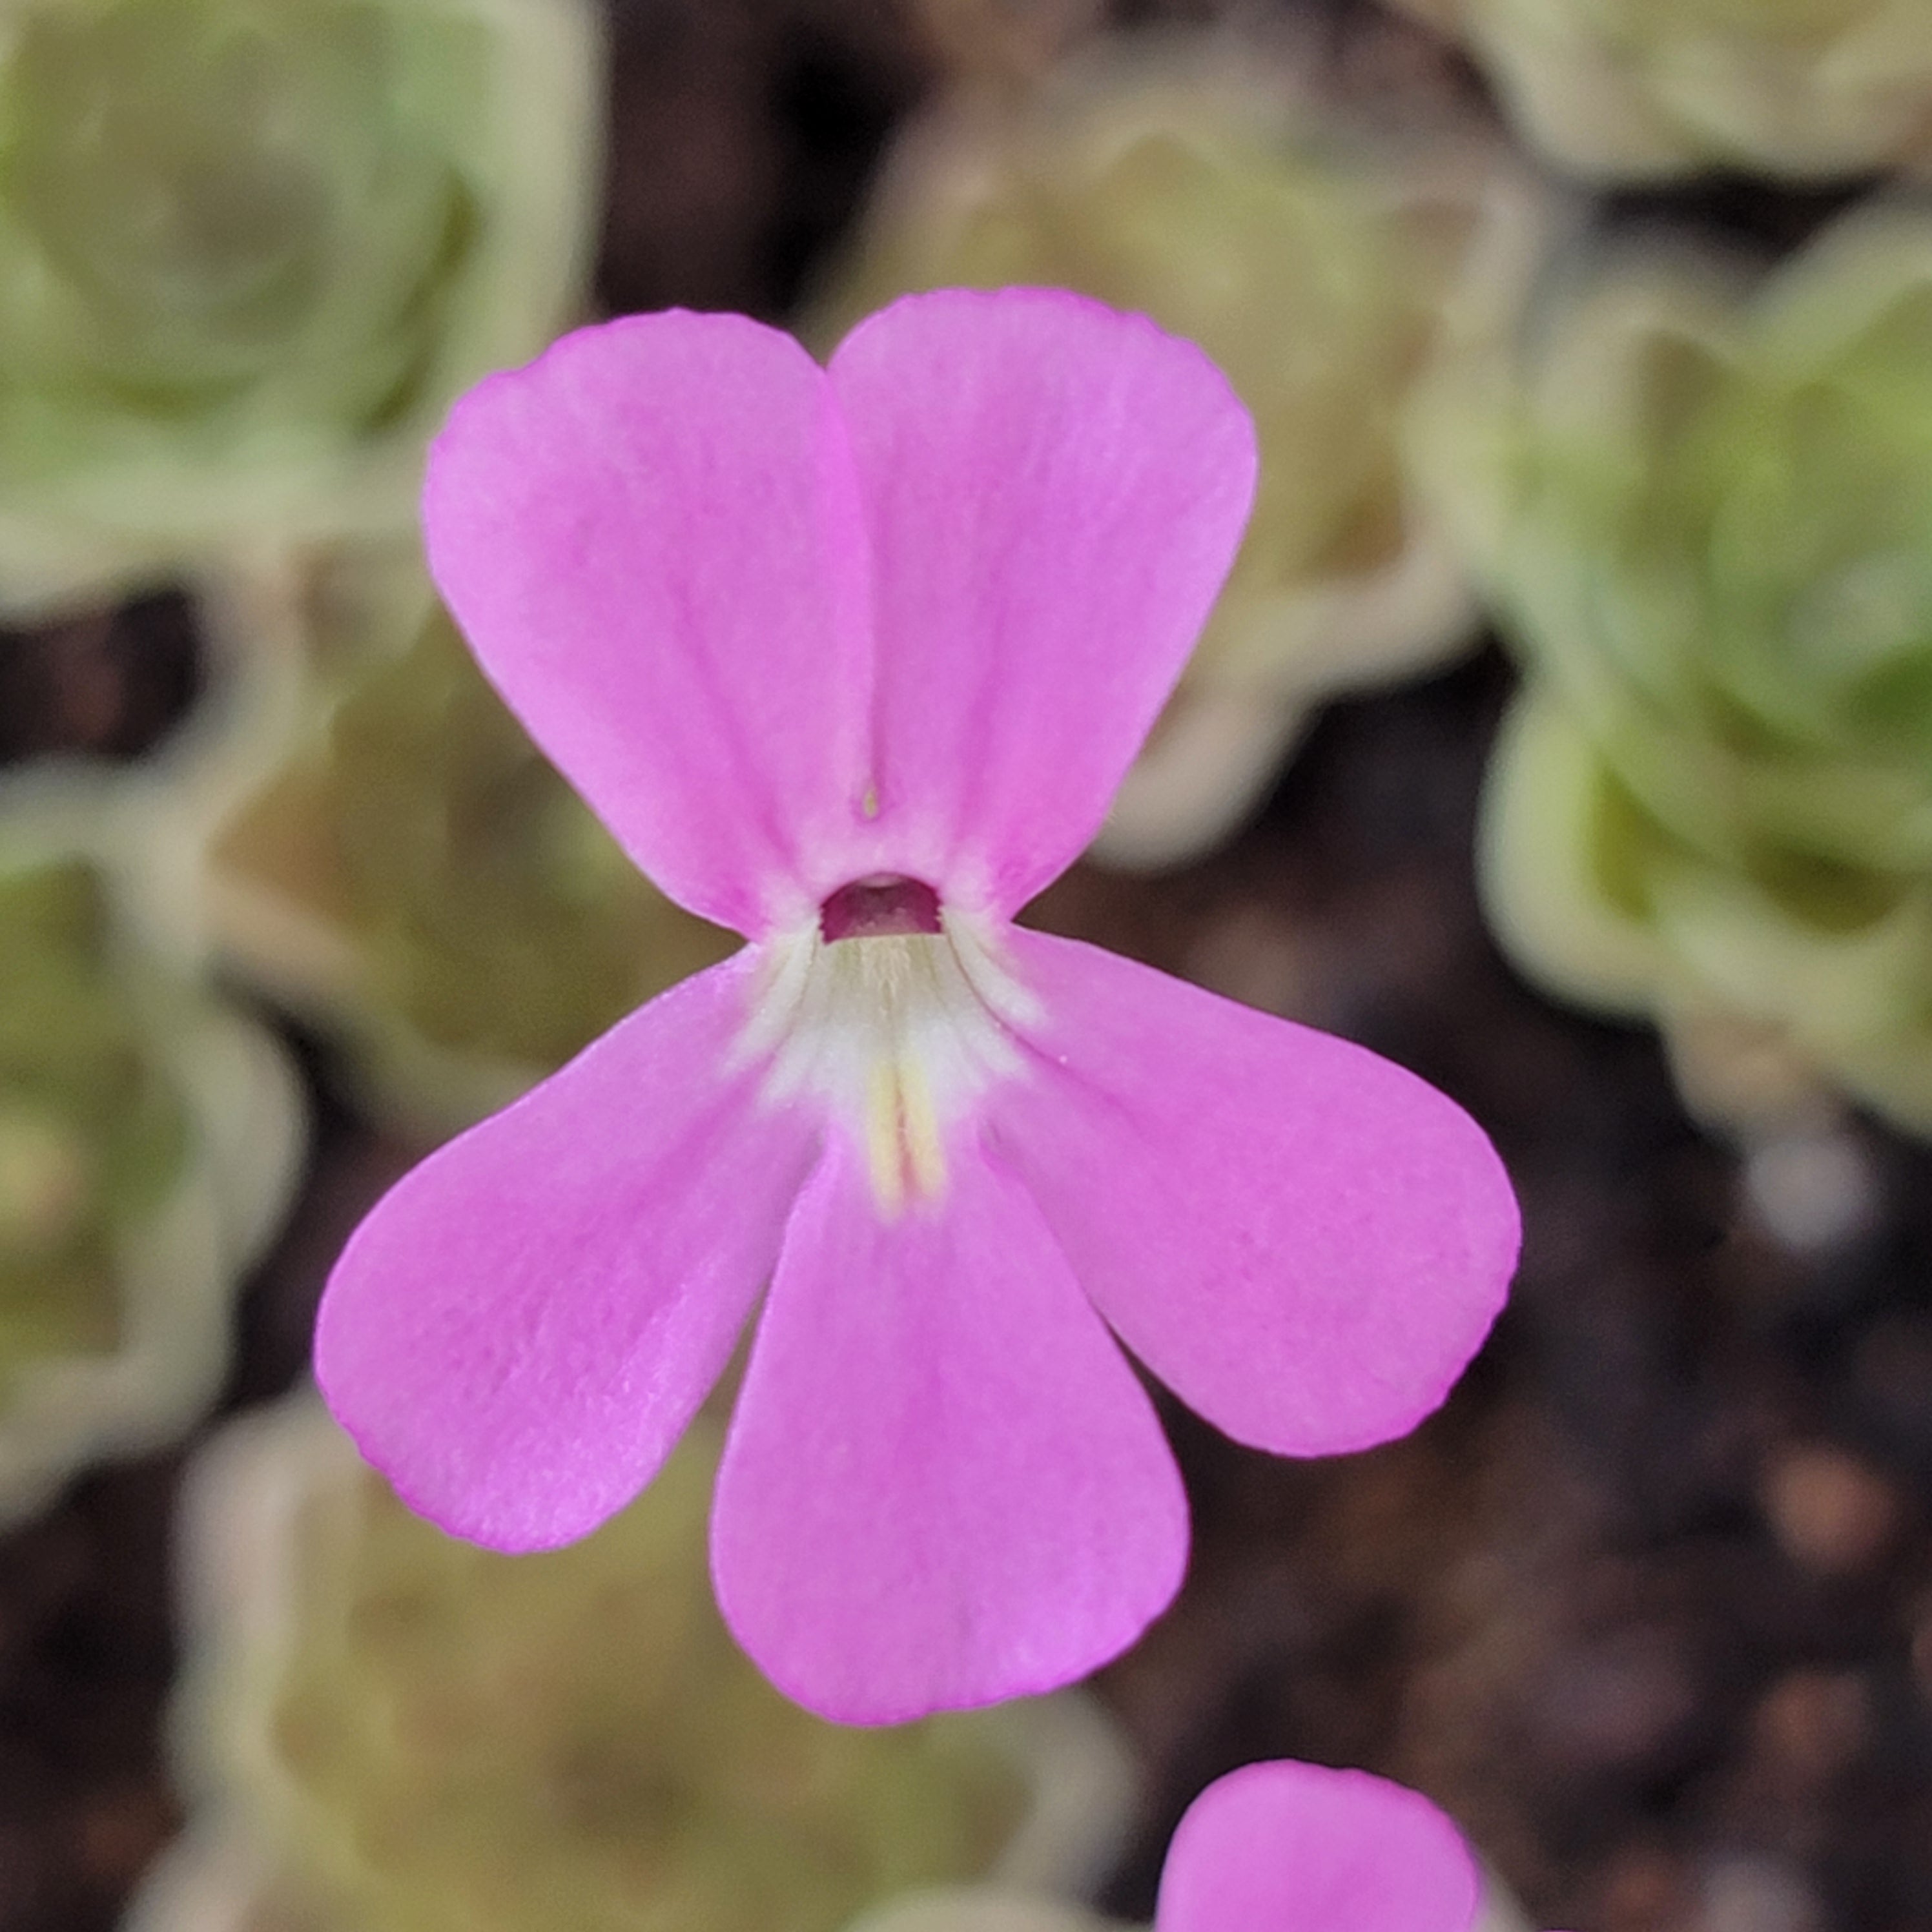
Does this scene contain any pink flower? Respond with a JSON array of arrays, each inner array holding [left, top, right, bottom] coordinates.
[[1156, 1759, 1501, 1932], [314, 289, 1519, 1724], [862, 1758, 1556, 1931]]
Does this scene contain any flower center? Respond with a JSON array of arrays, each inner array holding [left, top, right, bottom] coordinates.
[[819, 874, 943, 941], [743, 882, 1036, 1217]]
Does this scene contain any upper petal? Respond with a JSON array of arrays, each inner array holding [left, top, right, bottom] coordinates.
[[422, 313, 874, 937], [1156, 1760, 1481, 1932], [986, 931, 1518, 1457], [710, 1132, 1188, 1725], [314, 952, 819, 1550], [830, 289, 1257, 915]]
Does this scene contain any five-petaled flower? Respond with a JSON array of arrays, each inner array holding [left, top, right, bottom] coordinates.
[[314, 288, 1520, 1725]]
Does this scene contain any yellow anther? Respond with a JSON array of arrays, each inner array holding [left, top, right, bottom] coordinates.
[[900, 1058, 945, 1201], [864, 1053, 947, 1217], [741, 909, 1042, 1224], [865, 1060, 906, 1217]]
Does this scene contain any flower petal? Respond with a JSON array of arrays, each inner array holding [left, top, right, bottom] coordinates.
[[710, 1133, 1188, 1725], [1156, 1760, 1481, 1932], [422, 313, 874, 937], [314, 954, 818, 1551], [987, 931, 1517, 1456], [829, 289, 1257, 916]]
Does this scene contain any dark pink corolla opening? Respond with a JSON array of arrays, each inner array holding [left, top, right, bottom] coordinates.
[[819, 874, 943, 942]]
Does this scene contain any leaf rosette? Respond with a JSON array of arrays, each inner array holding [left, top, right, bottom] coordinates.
[[0, 0, 599, 610], [132, 1393, 1136, 1932], [1390, 0, 1932, 180], [1422, 205, 1932, 1133], [0, 806, 302, 1521]]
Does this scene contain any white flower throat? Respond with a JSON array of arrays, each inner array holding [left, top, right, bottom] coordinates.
[[743, 876, 1036, 1216]]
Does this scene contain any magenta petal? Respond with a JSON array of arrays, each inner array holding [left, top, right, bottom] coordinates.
[[424, 313, 873, 936], [710, 1136, 1188, 1725], [830, 289, 1257, 916], [1156, 1760, 1481, 1932], [314, 957, 817, 1551], [987, 931, 1519, 1457]]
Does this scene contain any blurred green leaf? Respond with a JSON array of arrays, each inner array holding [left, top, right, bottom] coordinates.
[[0, 858, 189, 1379]]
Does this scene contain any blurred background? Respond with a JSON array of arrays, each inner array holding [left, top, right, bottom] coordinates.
[[1, 0, 1931, 1928]]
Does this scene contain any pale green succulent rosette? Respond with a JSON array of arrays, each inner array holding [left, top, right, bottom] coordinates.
[[130, 1393, 1137, 1932], [0, 0, 601, 615], [1391, 0, 1932, 181], [1481, 687, 1932, 1136], [203, 601, 740, 1139], [1423, 205, 1932, 1135], [0, 799, 303, 1522], [805, 39, 1557, 867]]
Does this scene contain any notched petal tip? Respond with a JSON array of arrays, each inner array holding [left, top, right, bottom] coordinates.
[[835, 283, 1257, 445]]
